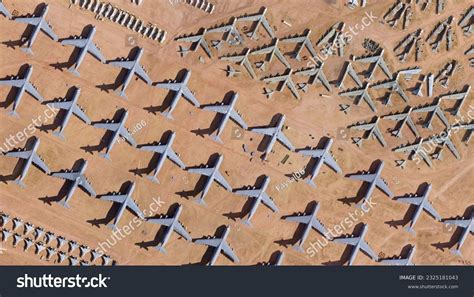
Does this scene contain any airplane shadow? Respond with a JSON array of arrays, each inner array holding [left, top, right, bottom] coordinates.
[[0, 64, 31, 111], [255, 250, 283, 266], [274, 201, 318, 248]]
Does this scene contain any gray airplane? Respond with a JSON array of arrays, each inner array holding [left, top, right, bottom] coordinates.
[[427, 130, 460, 160], [250, 38, 291, 68], [395, 183, 441, 234], [262, 69, 300, 99], [349, 117, 386, 147], [220, 49, 256, 79], [93, 109, 137, 160], [383, 107, 419, 138], [0, 1, 11, 18], [297, 138, 342, 188], [60, 26, 106, 76], [233, 175, 278, 226], [348, 161, 393, 206], [454, 121, 474, 142], [3, 137, 50, 188], [47, 87, 91, 139], [175, 28, 212, 58], [99, 182, 145, 230], [412, 99, 450, 130], [237, 7, 275, 40], [333, 224, 379, 265], [339, 83, 377, 112], [0, 64, 44, 116], [372, 72, 409, 103], [14, 4, 58, 54], [155, 69, 200, 119], [250, 114, 295, 159], [138, 132, 185, 184], [354, 49, 392, 80], [284, 202, 329, 252], [107, 47, 152, 99], [202, 92, 248, 143], [207, 17, 243, 45], [381, 245, 416, 266], [439, 85, 471, 116], [281, 29, 318, 61], [147, 204, 192, 254], [188, 154, 232, 205], [394, 138, 432, 167], [444, 212, 473, 257], [294, 62, 331, 91], [194, 226, 239, 265], [51, 159, 96, 208]]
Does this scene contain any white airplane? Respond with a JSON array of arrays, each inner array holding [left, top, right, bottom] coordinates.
[[220, 49, 256, 79], [2, 137, 50, 188], [138, 132, 185, 184], [14, 4, 58, 54], [175, 28, 212, 58], [155, 69, 200, 119], [0, 64, 44, 117], [60, 25, 106, 76], [333, 224, 379, 266], [294, 62, 331, 91], [349, 117, 386, 147], [439, 85, 471, 116], [380, 245, 416, 266], [107, 47, 152, 99], [394, 138, 432, 167], [47, 87, 91, 139], [383, 107, 419, 138], [371, 72, 409, 103], [281, 29, 318, 61], [262, 69, 300, 99], [207, 17, 243, 45], [233, 175, 278, 226], [412, 99, 450, 130], [250, 38, 291, 68], [297, 138, 342, 188], [427, 130, 461, 160], [99, 182, 145, 231], [354, 49, 392, 80], [339, 83, 377, 112], [237, 7, 275, 40], [194, 226, 239, 265], [250, 114, 295, 159], [187, 154, 232, 205], [51, 159, 96, 208], [444, 212, 473, 257], [202, 92, 248, 143], [348, 161, 393, 206], [395, 183, 441, 234]]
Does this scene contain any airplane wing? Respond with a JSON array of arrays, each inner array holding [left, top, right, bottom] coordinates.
[[187, 167, 213, 176], [51, 171, 79, 181], [61, 38, 87, 48], [48, 101, 72, 110], [362, 93, 377, 112], [285, 214, 311, 224], [384, 113, 407, 121], [251, 127, 276, 136], [99, 194, 127, 203], [394, 144, 417, 153], [286, 80, 301, 99], [214, 171, 232, 191], [372, 80, 395, 90], [381, 258, 409, 265], [238, 14, 260, 21], [333, 236, 358, 246], [220, 55, 244, 63], [108, 60, 134, 70], [261, 193, 278, 212], [423, 201, 441, 221], [4, 150, 31, 159], [88, 43, 106, 62], [262, 75, 286, 84], [324, 154, 342, 173], [182, 88, 200, 106], [360, 241, 378, 260], [126, 199, 144, 219], [444, 219, 470, 228], [373, 128, 387, 146], [375, 179, 393, 197], [413, 105, 435, 113], [139, 144, 166, 154], [398, 89, 409, 102], [298, 149, 324, 158], [351, 123, 374, 131], [340, 88, 363, 97], [14, 16, 41, 26], [134, 65, 152, 85], [79, 176, 96, 197], [72, 105, 91, 124], [318, 71, 331, 91], [32, 154, 50, 173], [176, 35, 201, 42], [378, 60, 392, 78], [436, 110, 450, 127], [349, 173, 376, 183], [194, 238, 221, 247], [251, 46, 273, 55], [230, 110, 248, 129], [234, 188, 260, 197], [93, 122, 120, 131], [148, 217, 173, 226], [242, 60, 257, 79], [222, 242, 239, 262], [174, 222, 192, 241], [396, 196, 423, 205], [304, 40, 318, 57], [281, 36, 304, 43], [261, 18, 275, 38], [208, 24, 232, 33], [40, 22, 58, 40], [0, 79, 25, 88], [119, 127, 137, 147], [274, 49, 291, 68], [167, 149, 186, 168], [203, 105, 229, 114], [355, 55, 378, 63], [277, 131, 295, 151], [25, 84, 44, 102], [444, 139, 460, 159], [200, 40, 213, 58], [155, 82, 181, 92]]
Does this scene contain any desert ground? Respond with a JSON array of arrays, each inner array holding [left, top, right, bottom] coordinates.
[[0, 0, 472, 266]]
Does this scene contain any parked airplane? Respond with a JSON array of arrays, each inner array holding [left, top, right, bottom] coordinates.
[[92, 109, 137, 160], [427, 130, 461, 160], [454, 121, 473, 142], [0, 64, 44, 116], [354, 49, 392, 80], [47, 87, 91, 139], [333, 224, 379, 265], [98, 182, 145, 230], [339, 83, 377, 112], [297, 138, 342, 188], [284, 202, 329, 252], [294, 62, 331, 91], [202, 92, 248, 143], [250, 114, 295, 159], [380, 245, 416, 266], [147, 204, 192, 254], [413, 99, 450, 130], [444, 212, 473, 257], [383, 107, 419, 138], [281, 29, 318, 61], [0, 1, 11, 18], [348, 161, 393, 205], [194, 226, 239, 265], [51, 159, 96, 208], [439, 85, 471, 116], [238, 7, 275, 40], [207, 17, 243, 45], [14, 4, 58, 54], [372, 72, 409, 103], [233, 175, 278, 226], [3, 137, 50, 188], [220, 49, 256, 79], [250, 38, 290, 68], [394, 138, 432, 167], [349, 117, 386, 147], [107, 47, 152, 99], [138, 132, 185, 183], [155, 69, 200, 119], [262, 69, 300, 99], [188, 154, 232, 205], [175, 28, 212, 58], [395, 183, 441, 234], [60, 25, 106, 76]]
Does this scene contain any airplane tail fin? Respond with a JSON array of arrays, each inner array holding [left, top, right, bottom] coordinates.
[[15, 180, 26, 189], [20, 47, 33, 55], [146, 175, 160, 184], [292, 245, 305, 253], [154, 244, 167, 254], [306, 178, 317, 188], [67, 67, 80, 77], [451, 249, 462, 257], [99, 153, 111, 161], [212, 135, 223, 144]]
